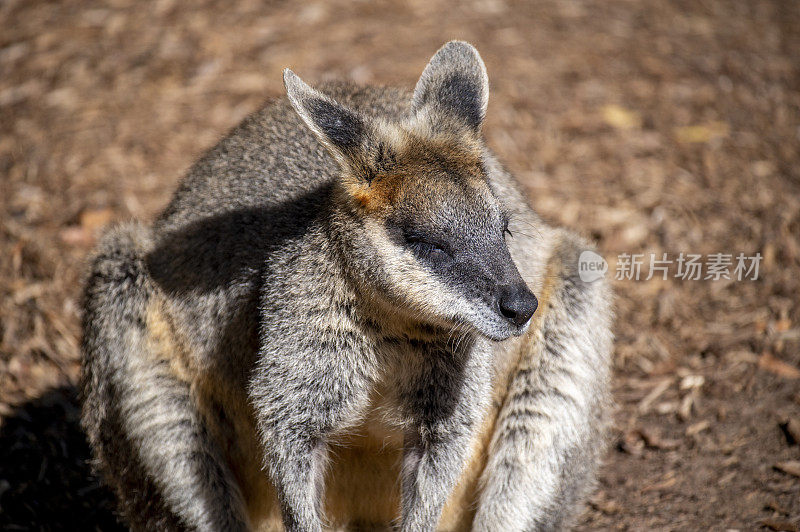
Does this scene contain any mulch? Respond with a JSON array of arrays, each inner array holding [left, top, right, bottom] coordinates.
[[1, 0, 799, 529]]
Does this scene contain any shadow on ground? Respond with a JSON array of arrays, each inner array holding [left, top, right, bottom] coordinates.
[[0, 387, 123, 531]]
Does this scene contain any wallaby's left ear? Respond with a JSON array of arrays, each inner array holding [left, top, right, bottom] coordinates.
[[411, 41, 489, 132], [284, 69, 367, 167]]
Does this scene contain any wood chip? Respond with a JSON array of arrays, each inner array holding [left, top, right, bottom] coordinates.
[[780, 418, 800, 446], [655, 401, 678, 415], [773, 461, 800, 478], [722, 455, 740, 467], [718, 470, 736, 485], [589, 492, 622, 515], [638, 427, 681, 450], [758, 352, 800, 379], [760, 519, 799, 532], [765, 501, 791, 515], [678, 393, 694, 421], [680, 374, 705, 390], [642, 474, 677, 492], [618, 430, 644, 455], [686, 420, 711, 437], [727, 350, 759, 364], [638, 378, 672, 414], [59, 226, 94, 247]]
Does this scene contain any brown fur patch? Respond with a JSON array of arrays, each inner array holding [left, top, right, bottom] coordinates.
[[194, 376, 279, 529], [145, 300, 280, 528], [343, 127, 486, 215], [144, 299, 196, 383], [346, 172, 404, 212], [324, 435, 402, 528]]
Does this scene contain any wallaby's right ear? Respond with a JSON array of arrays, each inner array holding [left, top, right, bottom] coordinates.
[[284, 69, 367, 169], [411, 41, 489, 133]]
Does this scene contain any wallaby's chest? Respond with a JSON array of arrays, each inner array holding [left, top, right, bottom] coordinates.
[[348, 332, 471, 440]]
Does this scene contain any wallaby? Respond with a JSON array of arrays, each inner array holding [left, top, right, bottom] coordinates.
[[81, 41, 612, 531]]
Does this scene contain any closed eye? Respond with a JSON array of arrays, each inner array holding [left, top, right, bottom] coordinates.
[[404, 233, 451, 259]]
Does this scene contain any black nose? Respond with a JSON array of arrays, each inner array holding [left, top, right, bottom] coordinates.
[[497, 285, 538, 327]]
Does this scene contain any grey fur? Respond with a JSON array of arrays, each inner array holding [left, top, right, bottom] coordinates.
[[81, 41, 612, 531]]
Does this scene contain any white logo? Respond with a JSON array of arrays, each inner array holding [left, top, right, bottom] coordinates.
[[578, 250, 608, 282]]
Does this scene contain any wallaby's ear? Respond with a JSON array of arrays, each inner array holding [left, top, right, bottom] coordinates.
[[284, 69, 367, 167], [411, 41, 489, 132]]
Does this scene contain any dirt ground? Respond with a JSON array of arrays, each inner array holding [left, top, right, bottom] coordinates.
[[2, 0, 799, 530]]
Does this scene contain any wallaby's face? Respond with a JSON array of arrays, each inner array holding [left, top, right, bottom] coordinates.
[[377, 149, 537, 340], [285, 42, 537, 340]]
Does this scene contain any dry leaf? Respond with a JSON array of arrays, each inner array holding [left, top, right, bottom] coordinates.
[[80, 208, 114, 231], [602, 104, 641, 130], [758, 352, 800, 379], [673, 121, 729, 143], [60, 208, 115, 247]]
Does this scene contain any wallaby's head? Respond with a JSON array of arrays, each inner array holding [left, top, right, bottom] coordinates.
[[284, 41, 537, 341]]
